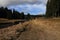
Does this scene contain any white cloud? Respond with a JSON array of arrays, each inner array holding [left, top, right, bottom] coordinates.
[[0, 0, 48, 7], [2, 0, 48, 15], [8, 4, 46, 15]]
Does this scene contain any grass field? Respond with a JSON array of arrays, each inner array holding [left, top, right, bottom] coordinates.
[[0, 18, 60, 40], [0, 18, 25, 23]]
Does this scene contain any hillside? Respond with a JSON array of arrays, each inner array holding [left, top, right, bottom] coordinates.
[[0, 18, 60, 40]]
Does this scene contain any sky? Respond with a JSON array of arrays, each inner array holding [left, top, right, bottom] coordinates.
[[0, 0, 48, 15]]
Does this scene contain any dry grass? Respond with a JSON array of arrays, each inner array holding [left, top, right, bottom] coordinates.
[[0, 18, 25, 23], [0, 18, 60, 40], [0, 18, 8, 20]]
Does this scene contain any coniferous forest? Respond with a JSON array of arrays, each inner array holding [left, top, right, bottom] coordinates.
[[0, 7, 32, 19], [0, 7, 45, 19]]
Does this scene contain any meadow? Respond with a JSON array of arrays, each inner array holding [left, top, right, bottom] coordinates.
[[0, 18, 60, 40]]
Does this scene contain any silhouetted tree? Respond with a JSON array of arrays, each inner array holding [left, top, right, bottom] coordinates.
[[4, 7, 12, 19], [46, 0, 60, 17], [12, 9, 21, 19], [0, 7, 26, 19], [0, 7, 13, 19], [0, 7, 6, 18], [20, 12, 25, 19], [26, 13, 31, 20]]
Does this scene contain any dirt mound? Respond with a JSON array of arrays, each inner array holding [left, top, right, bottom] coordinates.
[[0, 18, 60, 40]]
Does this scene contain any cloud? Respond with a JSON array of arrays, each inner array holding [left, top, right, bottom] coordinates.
[[0, 0, 48, 7], [8, 4, 46, 15], [0, 0, 48, 15]]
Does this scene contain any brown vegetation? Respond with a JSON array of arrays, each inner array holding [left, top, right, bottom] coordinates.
[[0, 18, 60, 40]]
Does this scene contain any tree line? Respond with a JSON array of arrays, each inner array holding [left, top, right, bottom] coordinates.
[[0, 7, 47, 19], [46, 0, 60, 18], [0, 7, 31, 19]]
